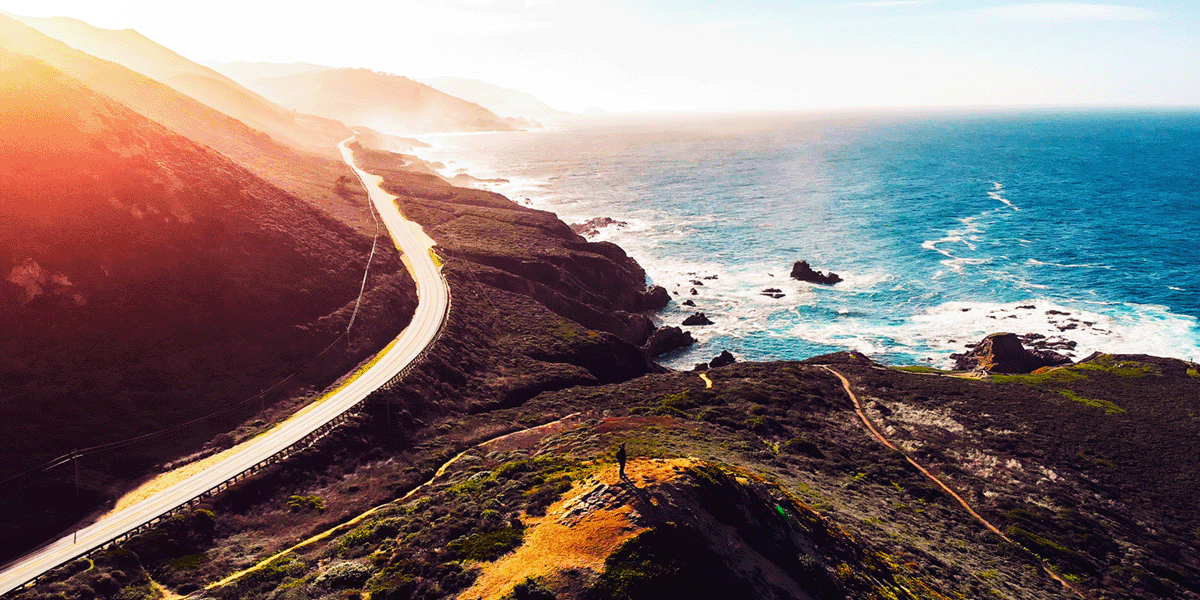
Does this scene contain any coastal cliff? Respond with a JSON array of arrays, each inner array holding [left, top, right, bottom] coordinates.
[[14, 145, 1200, 600]]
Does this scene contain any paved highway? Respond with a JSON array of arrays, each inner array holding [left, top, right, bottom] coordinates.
[[0, 137, 449, 596]]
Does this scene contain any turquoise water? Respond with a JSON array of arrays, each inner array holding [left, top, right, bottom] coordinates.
[[416, 110, 1200, 369]]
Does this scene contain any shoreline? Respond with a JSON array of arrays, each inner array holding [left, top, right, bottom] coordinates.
[[405, 125, 1200, 369]]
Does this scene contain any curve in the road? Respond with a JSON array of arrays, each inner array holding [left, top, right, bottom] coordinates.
[[0, 137, 450, 597]]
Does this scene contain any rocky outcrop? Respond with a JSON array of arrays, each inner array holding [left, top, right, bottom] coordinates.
[[789, 261, 842, 285], [644, 285, 671, 311], [761, 288, 785, 299], [709, 350, 737, 368], [570, 216, 629, 238], [1018, 333, 1077, 365], [952, 333, 1070, 373], [683, 312, 714, 326], [641, 326, 695, 357]]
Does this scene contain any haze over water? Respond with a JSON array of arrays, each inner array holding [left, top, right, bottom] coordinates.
[[418, 110, 1200, 369]]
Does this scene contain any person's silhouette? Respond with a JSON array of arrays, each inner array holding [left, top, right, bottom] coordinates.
[[616, 442, 628, 481]]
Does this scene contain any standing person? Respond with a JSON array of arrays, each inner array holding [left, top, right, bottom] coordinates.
[[616, 442, 628, 481]]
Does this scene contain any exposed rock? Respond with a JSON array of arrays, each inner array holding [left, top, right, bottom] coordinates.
[[951, 332, 1069, 373], [570, 216, 629, 238], [692, 362, 709, 371], [641, 326, 695, 357], [709, 350, 736, 368], [789, 260, 842, 285], [682, 312, 714, 326], [1017, 333, 1076, 365], [682, 300, 696, 307], [689, 288, 699, 295], [761, 288, 785, 299], [690, 280, 704, 286], [643, 286, 671, 311]]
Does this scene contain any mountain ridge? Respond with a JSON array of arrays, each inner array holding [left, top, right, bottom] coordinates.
[[244, 68, 520, 135]]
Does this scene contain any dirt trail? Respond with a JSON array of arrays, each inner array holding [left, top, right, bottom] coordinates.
[[204, 413, 582, 591], [821, 364, 1087, 599]]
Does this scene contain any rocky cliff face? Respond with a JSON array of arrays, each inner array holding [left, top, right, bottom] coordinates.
[[351, 143, 668, 346]]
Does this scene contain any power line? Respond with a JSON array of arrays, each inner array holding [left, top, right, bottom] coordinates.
[[346, 175, 383, 339]]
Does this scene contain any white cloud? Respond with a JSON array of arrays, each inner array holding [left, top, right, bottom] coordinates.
[[980, 3, 1157, 22]]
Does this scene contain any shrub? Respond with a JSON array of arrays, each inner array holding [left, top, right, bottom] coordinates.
[[780, 437, 825, 459], [448, 526, 525, 562], [507, 576, 556, 600], [314, 562, 375, 590], [286, 495, 325, 512]]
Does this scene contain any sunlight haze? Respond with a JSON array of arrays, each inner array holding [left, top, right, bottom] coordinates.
[[3, 1, 1198, 114]]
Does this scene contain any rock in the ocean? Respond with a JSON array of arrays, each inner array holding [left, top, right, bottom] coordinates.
[[709, 350, 736, 368], [761, 287, 785, 298], [682, 299, 696, 307], [789, 260, 842, 285], [693, 362, 710, 371], [951, 332, 1070, 373], [641, 326, 695, 357], [642, 285, 671, 310], [682, 312, 714, 326], [570, 216, 629, 237]]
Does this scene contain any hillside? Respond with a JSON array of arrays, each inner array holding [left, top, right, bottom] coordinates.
[[3, 12, 351, 155], [418, 77, 570, 121], [203, 60, 334, 83], [0, 15, 372, 236], [11, 141, 1200, 600], [0, 51, 417, 563], [245, 68, 520, 134]]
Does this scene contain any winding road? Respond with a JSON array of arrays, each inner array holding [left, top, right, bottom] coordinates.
[[0, 137, 450, 596]]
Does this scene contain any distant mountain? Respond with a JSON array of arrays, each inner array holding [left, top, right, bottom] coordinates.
[[418, 76, 571, 121], [245, 68, 519, 134], [204, 59, 335, 84], [0, 14, 371, 235], [4, 12, 350, 155], [0, 46, 417, 560]]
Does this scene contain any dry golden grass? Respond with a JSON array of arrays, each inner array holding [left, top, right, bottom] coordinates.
[[458, 458, 696, 600]]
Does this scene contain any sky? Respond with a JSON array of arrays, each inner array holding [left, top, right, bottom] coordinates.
[[3, 0, 1199, 112]]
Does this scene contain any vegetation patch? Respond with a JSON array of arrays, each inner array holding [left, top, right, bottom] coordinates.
[[1059, 389, 1125, 414], [582, 523, 752, 600], [894, 366, 951, 374], [1072, 354, 1158, 378], [448, 525, 525, 562], [992, 368, 1086, 385]]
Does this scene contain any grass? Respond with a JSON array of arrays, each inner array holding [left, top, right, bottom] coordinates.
[[991, 368, 1086, 385], [1072, 354, 1158, 378], [895, 366, 952, 374], [1059, 390, 1125, 414]]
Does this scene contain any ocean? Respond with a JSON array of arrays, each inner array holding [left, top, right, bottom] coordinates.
[[415, 110, 1200, 370]]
